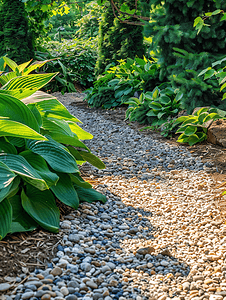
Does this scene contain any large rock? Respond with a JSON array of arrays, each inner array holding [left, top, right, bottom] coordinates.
[[207, 119, 226, 147]]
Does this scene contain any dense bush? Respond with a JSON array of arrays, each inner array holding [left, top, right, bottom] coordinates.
[[86, 57, 161, 108], [0, 57, 106, 240], [143, 0, 226, 112], [0, 0, 34, 62], [36, 38, 97, 93]]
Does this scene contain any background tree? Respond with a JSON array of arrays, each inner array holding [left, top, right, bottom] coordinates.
[[0, 0, 34, 63], [95, 0, 148, 76]]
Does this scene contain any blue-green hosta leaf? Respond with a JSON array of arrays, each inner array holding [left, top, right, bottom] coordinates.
[[6, 137, 25, 148], [0, 154, 48, 191], [0, 120, 47, 140], [0, 161, 16, 189], [51, 173, 79, 209], [21, 185, 60, 233], [20, 150, 59, 188], [35, 99, 82, 123], [0, 137, 17, 154], [67, 122, 93, 140], [0, 198, 12, 240], [5, 176, 20, 200], [1, 73, 57, 100], [27, 139, 79, 173], [79, 151, 105, 169], [9, 195, 38, 233], [48, 133, 90, 152], [0, 180, 16, 203], [74, 185, 107, 204], [70, 173, 92, 189], [0, 93, 40, 132]]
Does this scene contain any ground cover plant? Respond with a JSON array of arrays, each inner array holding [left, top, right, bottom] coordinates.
[[0, 57, 106, 240]]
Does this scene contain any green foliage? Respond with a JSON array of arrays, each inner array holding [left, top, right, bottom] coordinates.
[[95, 0, 146, 76], [125, 85, 183, 125], [175, 107, 224, 146], [0, 56, 106, 240], [36, 38, 97, 92], [0, 0, 34, 63], [169, 48, 225, 113], [86, 57, 161, 108], [198, 55, 226, 101]]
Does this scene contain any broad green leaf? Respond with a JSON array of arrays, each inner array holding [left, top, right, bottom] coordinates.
[[79, 151, 105, 169], [159, 95, 171, 105], [1, 73, 58, 100], [0, 72, 17, 86], [48, 133, 90, 152], [70, 173, 92, 189], [184, 125, 197, 136], [0, 180, 17, 203], [0, 161, 16, 189], [27, 139, 79, 173], [187, 134, 201, 146], [6, 176, 20, 200], [27, 103, 43, 128], [0, 137, 17, 154], [221, 13, 226, 21], [220, 82, 226, 91], [195, 107, 209, 116], [42, 117, 74, 136], [157, 112, 166, 119], [212, 9, 222, 15], [74, 185, 107, 204], [21, 186, 60, 233], [203, 113, 220, 123], [0, 120, 47, 140], [3, 57, 18, 71], [51, 173, 79, 209], [198, 112, 209, 124], [146, 110, 157, 117], [23, 60, 52, 75], [182, 117, 198, 125], [148, 102, 162, 110], [6, 137, 25, 148], [68, 122, 93, 140], [9, 195, 38, 233], [17, 60, 33, 73], [0, 154, 48, 191], [22, 91, 58, 105], [204, 69, 216, 80], [35, 99, 82, 123], [0, 93, 40, 132], [174, 116, 189, 124], [20, 150, 59, 187], [0, 198, 12, 240], [67, 146, 86, 165]]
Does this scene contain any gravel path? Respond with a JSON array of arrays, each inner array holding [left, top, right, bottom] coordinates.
[[1, 93, 226, 300]]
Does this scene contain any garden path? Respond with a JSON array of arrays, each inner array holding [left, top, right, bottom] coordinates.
[[0, 92, 226, 300]]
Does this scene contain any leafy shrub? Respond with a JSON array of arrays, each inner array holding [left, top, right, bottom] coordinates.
[[36, 38, 97, 93], [169, 48, 225, 113], [85, 57, 161, 108], [125, 85, 183, 125], [175, 107, 224, 146], [0, 57, 106, 240]]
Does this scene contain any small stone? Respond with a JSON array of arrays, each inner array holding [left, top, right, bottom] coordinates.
[[136, 247, 155, 255], [60, 287, 69, 296], [209, 296, 223, 300], [41, 295, 51, 300], [204, 279, 214, 285], [86, 280, 98, 289], [21, 292, 34, 300], [68, 234, 82, 243], [193, 275, 204, 281], [182, 282, 190, 291], [160, 249, 172, 257], [65, 296, 78, 300], [81, 263, 92, 272], [102, 265, 111, 273], [160, 260, 169, 267], [50, 267, 62, 276], [0, 283, 11, 292]]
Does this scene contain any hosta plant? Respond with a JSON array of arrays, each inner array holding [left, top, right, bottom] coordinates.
[[125, 86, 183, 125], [0, 57, 106, 240], [175, 107, 224, 146]]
